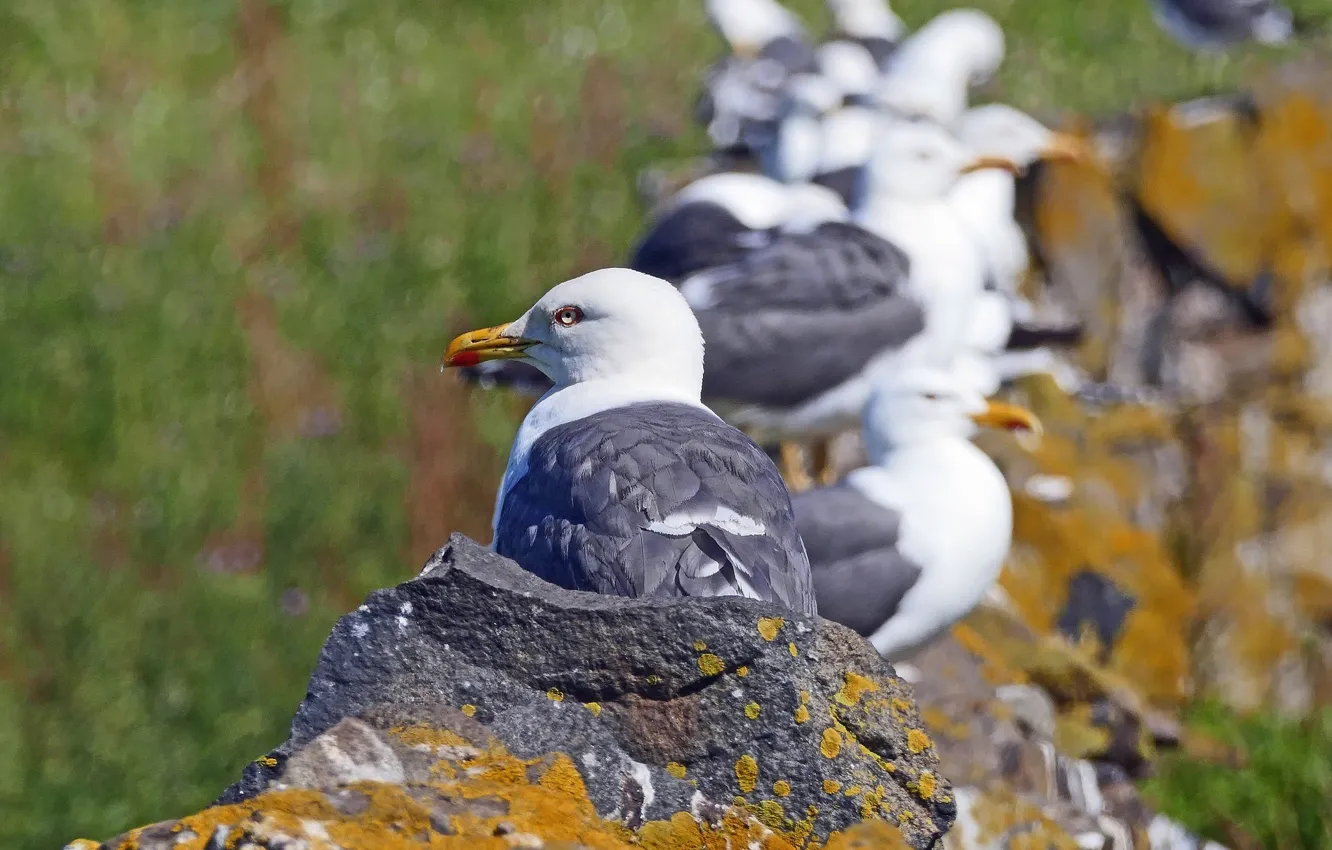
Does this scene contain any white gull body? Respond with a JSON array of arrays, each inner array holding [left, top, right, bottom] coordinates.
[[793, 367, 1018, 659]]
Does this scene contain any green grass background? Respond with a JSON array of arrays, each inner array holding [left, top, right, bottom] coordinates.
[[1, 0, 1330, 846]]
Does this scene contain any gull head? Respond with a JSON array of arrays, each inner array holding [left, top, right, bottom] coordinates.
[[861, 365, 1041, 460], [816, 41, 883, 100], [955, 104, 1096, 171], [705, 0, 803, 57], [866, 117, 1022, 201], [876, 9, 1004, 123], [826, 0, 905, 42], [443, 269, 705, 394]]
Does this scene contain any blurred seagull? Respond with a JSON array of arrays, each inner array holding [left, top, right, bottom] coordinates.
[[877, 9, 1005, 125], [824, 0, 906, 69], [793, 366, 1040, 659], [443, 269, 816, 615], [1151, 0, 1294, 50], [684, 118, 1021, 485]]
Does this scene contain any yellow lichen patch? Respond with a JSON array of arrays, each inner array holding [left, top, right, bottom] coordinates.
[[772, 780, 792, 797], [757, 617, 785, 641], [905, 729, 931, 754], [822, 820, 914, 850], [546, 687, 564, 702], [538, 753, 590, 801], [258, 756, 278, 768], [692, 639, 708, 651], [583, 701, 602, 717], [842, 785, 862, 797], [834, 671, 879, 707], [388, 723, 472, 750], [460, 704, 477, 717], [822, 779, 841, 794], [794, 705, 810, 724], [820, 727, 842, 758], [787, 642, 798, 657], [745, 702, 761, 720], [639, 812, 704, 850], [755, 799, 785, 829], [665, 761, 688, 779], [914, 771, 937, 799], [646, 674, 662, 685], [736, 665, 750, 677], [735, 754, 759, 793], [697, 653, 725, 676]]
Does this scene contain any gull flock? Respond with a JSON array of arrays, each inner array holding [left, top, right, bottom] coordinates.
[[445, 0, 1101, 665]]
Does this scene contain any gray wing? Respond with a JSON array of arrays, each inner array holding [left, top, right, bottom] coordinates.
[[791, 484, 922, 636], [496, 403, 815, 615], [629, 202, 769, 282], [681, 222, 922, 409], [682, 222, 910, 311]]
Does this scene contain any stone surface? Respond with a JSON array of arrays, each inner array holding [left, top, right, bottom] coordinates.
[[215, 534, 953, 847]]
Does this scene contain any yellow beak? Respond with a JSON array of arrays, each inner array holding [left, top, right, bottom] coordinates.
[[960, 155, 1024, 176], [442, 323, 537, 368], [1041, 132, 1094, 165], [971, 401, 1043, 438]]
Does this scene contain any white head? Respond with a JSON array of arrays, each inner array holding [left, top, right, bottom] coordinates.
[[816, 41, 883, 99], [877, 9, 1004, 123], [444, 269, 704, 396], [826, 0, 905, 41], [861, 366, 1040, 462], [865, 116, 1020, 202], [705, 0, 804, 56], [954, 104, 1093, 169]]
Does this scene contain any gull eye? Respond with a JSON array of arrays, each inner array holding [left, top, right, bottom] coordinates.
[[553, 305, 583, 327], [922, 393, 941, 401]]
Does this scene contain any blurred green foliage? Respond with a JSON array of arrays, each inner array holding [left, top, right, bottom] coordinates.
[[0, 0, 1328, 846], [1144, 702, 1332, 850]]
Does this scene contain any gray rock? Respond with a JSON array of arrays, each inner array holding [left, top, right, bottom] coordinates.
[[218, 534, 954, 846], [279, 717, 405, 789]]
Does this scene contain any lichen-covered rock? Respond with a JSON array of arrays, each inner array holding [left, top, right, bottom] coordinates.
[[213, 534, 952, 847]]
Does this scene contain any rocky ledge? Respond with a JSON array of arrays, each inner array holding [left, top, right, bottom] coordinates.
[[78, 534, 953, 849]]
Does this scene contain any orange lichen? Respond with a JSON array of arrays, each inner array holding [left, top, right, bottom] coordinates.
[[258, 756, 278, 768], [787, 642, 798, 657], [905, 729, 931, 755], [914, 771, 937, 799], [821, 779, 841, 794], [757, 617, 785, 641], [794, 705, 810, 724], [735, 754, 759, 793], [819, 728, 842, 759], [842, 785, 862, 797], [665, 762, 688, 779], [388, 724, 472, 750], [773, 780, 791, 797], [546, 687, 565, 702], [460, 704, 477, 718], [834, 672, 879, 707], [745, 702, 761, 720], [736, 666, 750, 677], [584, 702, 602, 717], [755, 799, 786, 829], [697, 653, 725, 676]]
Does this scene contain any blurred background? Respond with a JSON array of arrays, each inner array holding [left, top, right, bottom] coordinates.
[[4, 0, 1332, 847]]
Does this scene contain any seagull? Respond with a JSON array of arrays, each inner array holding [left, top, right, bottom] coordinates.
[[699, 0, 819, 153], [806, 42, 883, 204], [824, 0, 906, 69], [630, 172, 850, 282], [876, 9, 1005, 125], [681, 118, 1020, 485], [946, 105, 1094, 393], [442, 268, 816, 615], [792, 366, 1040, 659], [1151, 0, 1294, 50]]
